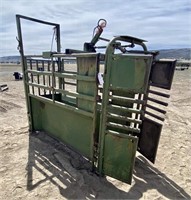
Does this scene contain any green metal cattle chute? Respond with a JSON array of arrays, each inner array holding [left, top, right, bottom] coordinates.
[[16, 15, 176, 184]]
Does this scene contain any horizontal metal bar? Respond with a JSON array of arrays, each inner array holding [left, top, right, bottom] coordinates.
[[62, 57, 76, 61], [147, 97, 168, 106], [96, 44, 134, 49], [148, 89, 170, 98], [65, 49, 86, 54], [107, 113, 142, 124], [109, 86, 145, 94], [26, 58, 52, 62], [95, 46, 107, 49], [99, 37, 110, 42], [26, 69, 52, 76], [27, 82, 95, 102], [24, 53, 99, 60], [107, 122, 140, 133], [146, 104, 166, 114], [52, 53, 99, 58], [105, 130, 138, 139], [107, 104, 142, 115], [54, 72, 96, 81], [110, 95, 145, 104], [29, 94, 94, 118], [28, 82, 52, 90], [64, 81, 77, 86], [55, 88, 95, 102], [25, 55, 44, 58], [145, 110, 165, 121], [16, 14, 59, 26], [63, 70, 77, 74], [26, 70, 96, 82]]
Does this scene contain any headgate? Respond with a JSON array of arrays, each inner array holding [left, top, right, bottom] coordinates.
[[16, 15, 176, 184]]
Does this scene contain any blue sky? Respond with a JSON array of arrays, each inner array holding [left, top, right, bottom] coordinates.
[[0, 0, 191, 56]]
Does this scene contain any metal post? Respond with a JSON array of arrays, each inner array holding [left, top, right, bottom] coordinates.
[[16, 15, 33, 131]]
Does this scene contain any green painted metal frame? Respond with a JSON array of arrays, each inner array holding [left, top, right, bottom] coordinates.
[[16, 14, 100, 163], [16, 15, 175, 185], [16, 14, 61, 131], [27, 53, 100, 163], [97, 36, 153, 184]]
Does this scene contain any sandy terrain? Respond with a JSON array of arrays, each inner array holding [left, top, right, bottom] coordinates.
[[0, 64, 191, 199]]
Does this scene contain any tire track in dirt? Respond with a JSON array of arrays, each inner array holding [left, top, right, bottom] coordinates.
[[0, 99, 22, 112]]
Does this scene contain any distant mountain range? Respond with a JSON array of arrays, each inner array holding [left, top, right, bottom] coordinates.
[[156, 48, 191, 60], [0, 56, 21, 63], [0, 48, 190, 63]]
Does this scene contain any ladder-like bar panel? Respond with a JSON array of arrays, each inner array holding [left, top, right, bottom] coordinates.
[[98, 47, 153, 184]]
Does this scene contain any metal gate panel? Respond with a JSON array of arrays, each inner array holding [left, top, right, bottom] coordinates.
[[138, 117, 162, 163], [103, 132, 138, 184], [110, 54, 152, 93], [98, 52, 153, 183], [150, 60, 176, 89], [31, 96, 94, 159], [77, 56, 98, 112], [25, 54, 100, 161], [138, 60, 176, 163]]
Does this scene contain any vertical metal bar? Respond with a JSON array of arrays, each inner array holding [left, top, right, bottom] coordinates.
[[56, 24, 62, 89], [53, 61, 56, 88], [36, 60, 40, 95], [60, 59, 66, 101], [48, 61, 51, 94], [92, 55, 99, 170], [56, 24, 61, 53], [98, 41, 115, 174], [57, 59, 62, 89], [42, 60, 46, 95], [61, 59, 65, 90], [29, 59, 34, 94], [141, 85, 150, 120], [76, 55, 99, 168], [51, 58, 55, 102], [16, 15, 33, 131], [134, 93, 142, 129]]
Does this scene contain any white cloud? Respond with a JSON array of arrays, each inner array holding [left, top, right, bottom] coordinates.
[[0, 0, 191, 56]]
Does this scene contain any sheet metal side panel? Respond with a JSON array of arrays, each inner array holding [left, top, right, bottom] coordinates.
[[77, 56, 98, 112], [138, 117, 162, 163], [103, 132, 138, 184], [149, 60, 176, 90], [31, 97, 93, 159], [110, 54, 152, 93]]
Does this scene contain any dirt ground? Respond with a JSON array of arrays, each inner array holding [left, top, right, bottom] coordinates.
[[0, 64, 191, 199]]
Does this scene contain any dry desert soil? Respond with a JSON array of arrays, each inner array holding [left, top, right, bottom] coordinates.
[[0, 64, 191, 199]]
